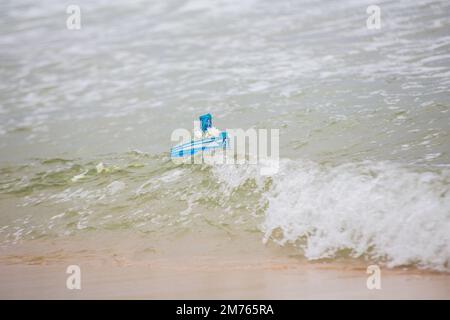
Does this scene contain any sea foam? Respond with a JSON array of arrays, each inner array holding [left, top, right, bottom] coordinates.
[[260, 160, 450, 271]]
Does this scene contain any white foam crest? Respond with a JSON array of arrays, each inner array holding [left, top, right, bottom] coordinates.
[[262, 160, 450, 271]]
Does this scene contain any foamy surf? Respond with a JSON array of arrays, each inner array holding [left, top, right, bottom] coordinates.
[[1, 153, 449, 271], [260, 160, 450, 271]]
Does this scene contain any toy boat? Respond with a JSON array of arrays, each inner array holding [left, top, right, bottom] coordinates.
[[170, 114, 228, 158]]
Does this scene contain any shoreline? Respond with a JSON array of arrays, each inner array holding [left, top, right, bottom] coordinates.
[[0, 234, 449, 299], [1, 258, 449, 299]]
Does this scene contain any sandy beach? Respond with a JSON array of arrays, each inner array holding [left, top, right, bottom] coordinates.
[[1, 233, 449, 299]]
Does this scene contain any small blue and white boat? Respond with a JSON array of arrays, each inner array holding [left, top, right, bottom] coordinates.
[[170, 114, 228, 158]]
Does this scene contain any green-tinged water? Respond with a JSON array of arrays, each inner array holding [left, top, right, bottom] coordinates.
[[0, 0, 449, 271], [0, 153, 267, 243]]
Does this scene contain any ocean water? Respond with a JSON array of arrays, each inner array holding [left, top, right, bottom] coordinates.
[[0, 0, 449, 271]]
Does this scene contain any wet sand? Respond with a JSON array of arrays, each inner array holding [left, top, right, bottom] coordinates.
[[0, 233, 449, 299], [1, 259, 450, 299]]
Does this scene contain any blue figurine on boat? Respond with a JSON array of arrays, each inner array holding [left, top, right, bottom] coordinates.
[[170, 114, 228, 158]]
